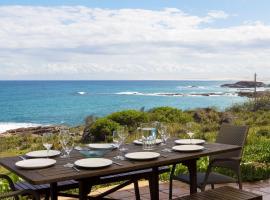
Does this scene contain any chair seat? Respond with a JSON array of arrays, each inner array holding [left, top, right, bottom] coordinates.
[[15, 180, 78, 193], [174, 172, 236, 188], [174, 186, 262, 200]]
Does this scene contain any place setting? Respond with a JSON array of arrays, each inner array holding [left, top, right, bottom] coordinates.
[[172, 122, 206, 153], [15, 132, 60, 170]]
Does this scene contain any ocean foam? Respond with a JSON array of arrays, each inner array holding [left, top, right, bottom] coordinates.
[[116, 91, 238, 97], [0, 122, 42, 134], [77, 91, 87, 95]]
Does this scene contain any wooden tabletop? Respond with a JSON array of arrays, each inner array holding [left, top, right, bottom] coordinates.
[[0, 140, 241, 185]]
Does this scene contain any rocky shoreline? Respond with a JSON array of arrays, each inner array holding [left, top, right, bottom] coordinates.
[[0, 125, 61, 136]]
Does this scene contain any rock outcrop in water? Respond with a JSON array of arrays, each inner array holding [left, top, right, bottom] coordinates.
[[221, 81, 266, 88]]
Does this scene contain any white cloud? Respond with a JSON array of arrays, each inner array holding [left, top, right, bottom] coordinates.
[[0, 6, 270, 80]]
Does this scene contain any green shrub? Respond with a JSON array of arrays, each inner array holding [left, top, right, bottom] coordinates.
[[89, 118, 120, 142], [228, 94, 270, 112], [107, 110, 148, 128], [256, 128, 270, 137], [148, 107, 193, 123]]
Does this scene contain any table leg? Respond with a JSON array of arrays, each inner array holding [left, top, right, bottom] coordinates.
[[79, 180, 92, 200], [50, 182, 58, 200], [185, 159, 198, 194], [148, 167, 159, 200]]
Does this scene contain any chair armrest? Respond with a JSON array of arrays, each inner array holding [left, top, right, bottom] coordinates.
[[0, 174, 16, 191], [0, 189, 40, 200]]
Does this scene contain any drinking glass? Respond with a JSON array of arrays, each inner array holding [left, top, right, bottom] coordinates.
[[63, 134, 74, 167], [186, 122, 195, 144], [158, 124, 172, 152], [59, 127, 70, 158], [160, 125, 169, 145], [113, 130, 124, 160], [42, 132, 54, 158], [118, 126, 129, 151]]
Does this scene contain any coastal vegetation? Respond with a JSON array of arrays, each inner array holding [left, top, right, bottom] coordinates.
[[1, 95, 270, 192]]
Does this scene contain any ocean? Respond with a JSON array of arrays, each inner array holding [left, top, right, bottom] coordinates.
[[0, 80, 249, 132]]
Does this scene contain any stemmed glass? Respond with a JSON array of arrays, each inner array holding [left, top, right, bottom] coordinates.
[[42, 132, 54, 158], [186, 122, 195, 144], [159, 125, 171, 152], [63, 134, 74, 167], [160, 125, 169, 145], [59, 128, 70, 158], [113, 127, 128, 160]]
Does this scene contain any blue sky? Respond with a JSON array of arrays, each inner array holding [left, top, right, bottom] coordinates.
[[0, 0, 270, 80]]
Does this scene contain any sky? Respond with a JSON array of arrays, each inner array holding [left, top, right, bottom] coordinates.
[[0, 0, 270, 80]]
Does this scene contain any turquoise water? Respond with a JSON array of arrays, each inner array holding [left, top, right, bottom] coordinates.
[[0, 80, 246, 127]]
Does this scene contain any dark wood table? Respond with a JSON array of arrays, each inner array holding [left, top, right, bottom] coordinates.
[[0, 141, 240, 200]]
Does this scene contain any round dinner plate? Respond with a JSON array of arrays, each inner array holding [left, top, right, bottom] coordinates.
[[26, 150, 61, 158], [74, 158, 113, 168], [172, 145, 205, 152], [174, 139, 205, 145], [88, 143, 115, 150], [125, 152, 160, 160], [15, 158, 56, 169], [133, 139, 162, 145]]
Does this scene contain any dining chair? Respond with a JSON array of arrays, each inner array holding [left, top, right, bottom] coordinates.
[[0, 174, 40, 200], [169, 123, 249, 199]]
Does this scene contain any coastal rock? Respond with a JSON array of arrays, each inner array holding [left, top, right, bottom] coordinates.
[[220, 112, 234, 124], [221, 81, 266, 88], [1, 126, 60, 136], [237, 91, 270, 98]]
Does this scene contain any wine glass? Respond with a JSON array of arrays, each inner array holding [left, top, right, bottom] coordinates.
[[159, 125, 171, 152], [42, 132, 54, 158], [63, 134, 74, 167], [186, 122, 195, 144], [59, 127, 70, 158], [113, 129, 124, 160], [118, 126, 129, 151], [160, 125, 169, 145]]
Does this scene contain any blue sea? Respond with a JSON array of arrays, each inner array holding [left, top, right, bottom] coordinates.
[[0, 80, 248, 132]]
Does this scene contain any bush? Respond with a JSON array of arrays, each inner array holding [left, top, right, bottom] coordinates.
[[107, 110, 148, 128], [88, 118, 120, 142], [148, 107, 193, 123], [228, 94, 270, 112], [256, 128, 270, 137]]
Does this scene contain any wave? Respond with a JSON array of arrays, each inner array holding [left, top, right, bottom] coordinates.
[[177, 86, 206, 89], [0, 122, 42, 134], [77, 91, 87, 95], [115, 91, 238, 97]]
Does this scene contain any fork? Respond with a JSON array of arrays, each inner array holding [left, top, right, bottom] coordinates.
[[113, 161, 123, 166], [19, 155, 26, 160], [72, 166, 80, 172]]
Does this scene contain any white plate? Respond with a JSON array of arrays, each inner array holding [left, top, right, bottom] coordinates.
[[88, 143, 115, 150], [125, 152, 160, 160], [133, 139, 162, 145], [15, 158, 56, 169], [74, 158, 112, 168], [174, 139, 205, 145], [172, 145, 205, 152], [26, 150, 61, 158]]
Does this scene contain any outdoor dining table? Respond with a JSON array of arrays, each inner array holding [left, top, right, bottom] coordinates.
[[0, 139, 241, 200]]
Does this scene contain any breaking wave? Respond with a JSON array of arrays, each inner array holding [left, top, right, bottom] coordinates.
[[115, 91, 238, 97]]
